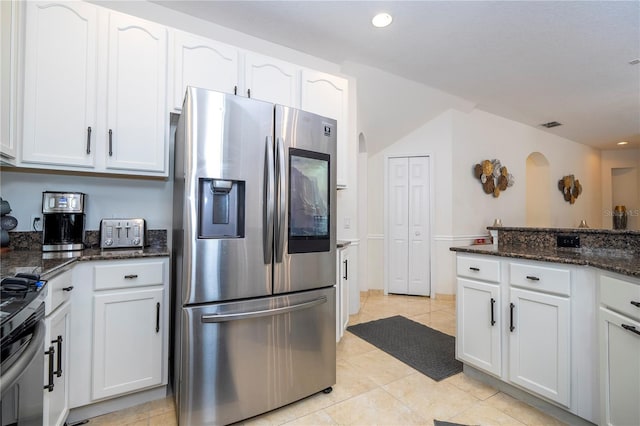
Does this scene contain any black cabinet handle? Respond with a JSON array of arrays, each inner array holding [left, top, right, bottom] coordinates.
[[343, 260, 348, 280], [108, 129, 113, 156], [247, 88, 251, 98], [509, 303, 515, 332], [469, 267, 480, 272], [44, 346, 55, 392], [62, 286, 74, 292], [124, 274, 138, 279], [156, 302, 160, 333], [53, 336, 63, 377], [622, 324, 640, 336], [631, 301, 640, 308], [86, 126, 92, 154], [234, 85, 238, 95], [490, 298, 496, 326], [526, 276, 540, 281]]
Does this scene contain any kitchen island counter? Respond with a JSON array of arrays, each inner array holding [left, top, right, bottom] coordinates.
[[450, 244, 639, 278]]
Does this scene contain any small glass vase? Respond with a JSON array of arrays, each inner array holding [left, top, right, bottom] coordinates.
[[612, 205, 627, 230]]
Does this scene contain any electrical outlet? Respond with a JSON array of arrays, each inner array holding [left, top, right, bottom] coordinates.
[[557, 234, 580, 248], [30, 214, 42, 231], [344, 218, 351, 229]]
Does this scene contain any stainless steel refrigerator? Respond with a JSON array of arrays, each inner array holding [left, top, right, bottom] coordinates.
[[172, 87, 337, 425]]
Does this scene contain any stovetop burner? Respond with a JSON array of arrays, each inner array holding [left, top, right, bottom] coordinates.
[[1, 273, 46, 345]]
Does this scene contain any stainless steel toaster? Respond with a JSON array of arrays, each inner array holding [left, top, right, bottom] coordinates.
[[100, 218, 146, 249]]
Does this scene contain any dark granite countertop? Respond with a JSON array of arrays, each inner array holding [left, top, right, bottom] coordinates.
[[450, 244, 640, 278], [337, 240, 352, 249], [0, 246, 169, 280]]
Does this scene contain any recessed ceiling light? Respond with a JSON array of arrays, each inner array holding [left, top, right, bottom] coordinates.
[[629, 59, 640, 65], [617, 141, 629, 145], [372, 13, 393, 28]]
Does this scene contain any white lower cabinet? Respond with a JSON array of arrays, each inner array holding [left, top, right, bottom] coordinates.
[[43, 268, 73, 426], [336, 246, 350, 341], [455, 254, 597, 421], [457, 278, 501, 376], [92, 287, 164, 399], [508, 287, 570, 406], [599, 272, 640, 426], [43, 301, 71, 426], [69, 257, 169, 409]]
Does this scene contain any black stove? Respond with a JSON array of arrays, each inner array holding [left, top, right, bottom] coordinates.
[[0, 274, 46, 352]]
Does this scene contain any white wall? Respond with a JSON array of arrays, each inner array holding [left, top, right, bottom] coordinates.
[[365, 107, 604, 296], [451, 109, 602, 233], [601, 148, 640, 230], [367, 110, 454, 294]]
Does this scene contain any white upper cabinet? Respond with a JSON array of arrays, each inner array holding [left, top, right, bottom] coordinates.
[[301, 69, 348, 187], [105, 11, 167, 173], [244, 52, 300, 107], [20, 2, 168, 176], [172, 31, 239, 111], [22, 1, 98, 167], [1, 0, 17, 161]]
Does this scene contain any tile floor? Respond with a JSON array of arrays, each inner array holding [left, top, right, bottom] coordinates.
[[87, 292, 566, 426]]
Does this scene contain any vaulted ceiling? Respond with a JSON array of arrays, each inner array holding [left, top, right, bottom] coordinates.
[[154, 1, 640, 150]]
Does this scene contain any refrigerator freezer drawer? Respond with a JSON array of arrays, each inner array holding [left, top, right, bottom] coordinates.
[[178, 287, 336, 426]]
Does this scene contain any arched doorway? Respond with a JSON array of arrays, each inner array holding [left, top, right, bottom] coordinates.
[[526, 152, 551, 227]]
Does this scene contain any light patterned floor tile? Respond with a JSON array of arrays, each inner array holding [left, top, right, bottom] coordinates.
[[281, 409, 337, 426], [348, 348, 416, 386], [450, 400, 527, 426], [485, 392, 567, 425], [383, 371, 480, 423], [324, 387, 427, 425], [443, 372, 499, 401], [336, 330, 378, 360]]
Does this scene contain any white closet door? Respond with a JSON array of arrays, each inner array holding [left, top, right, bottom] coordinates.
[[388, 157, 409, 294], [408, 157, 430, 296], [386, 156, 431, 296]]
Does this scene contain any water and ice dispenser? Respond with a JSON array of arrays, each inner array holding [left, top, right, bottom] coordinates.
[[198, 178, 245, 238]]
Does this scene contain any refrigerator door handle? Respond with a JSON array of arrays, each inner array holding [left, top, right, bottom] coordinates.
[[264, 136, 275, 264], [275, 136, 286, 263], [201, 296, 327, 323]]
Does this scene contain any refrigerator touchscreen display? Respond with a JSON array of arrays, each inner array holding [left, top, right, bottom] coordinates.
[[288, 148, 330, 253]]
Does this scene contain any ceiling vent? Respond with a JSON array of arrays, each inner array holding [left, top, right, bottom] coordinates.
[[541, 121, 562, 128]]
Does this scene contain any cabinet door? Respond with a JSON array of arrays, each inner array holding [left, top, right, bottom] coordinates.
[[105, 12, 167, 174], [600, 307, 640, 426], [457, 278, 501, 376], [44, 301, 71, 426], [301, 69, 348, 187], [22, 1, 98, 167], [509, 287, 570, 406], [172, 31, 239, 111], [1, 0, 17, 161], [244, 52, 299, 107], [340, 247, 350, 333], [92, 287, 163, 399]]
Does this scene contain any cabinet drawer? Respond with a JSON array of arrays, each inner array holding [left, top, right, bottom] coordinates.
[[510, 262, 570, 296], [45, 269, 73, 316], [601, 273, 640, 322], [93, 260, 165, 290], [457, 255, 501, 283]]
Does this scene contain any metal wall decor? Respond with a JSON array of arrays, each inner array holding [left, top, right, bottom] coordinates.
[[558, 174, 582, 204], [473, 159, 514, 197]]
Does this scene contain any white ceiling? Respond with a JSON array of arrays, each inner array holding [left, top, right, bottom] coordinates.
[[154, 1, 640, 150]]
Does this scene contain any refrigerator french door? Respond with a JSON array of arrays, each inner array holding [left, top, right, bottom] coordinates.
[[172, 87, 337, 426]]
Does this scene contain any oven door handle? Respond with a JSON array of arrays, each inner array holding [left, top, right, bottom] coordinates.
[[0, 319, 46, 395]]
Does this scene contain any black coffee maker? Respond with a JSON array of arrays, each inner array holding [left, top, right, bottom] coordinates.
[[42, 191, 86, 252]]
